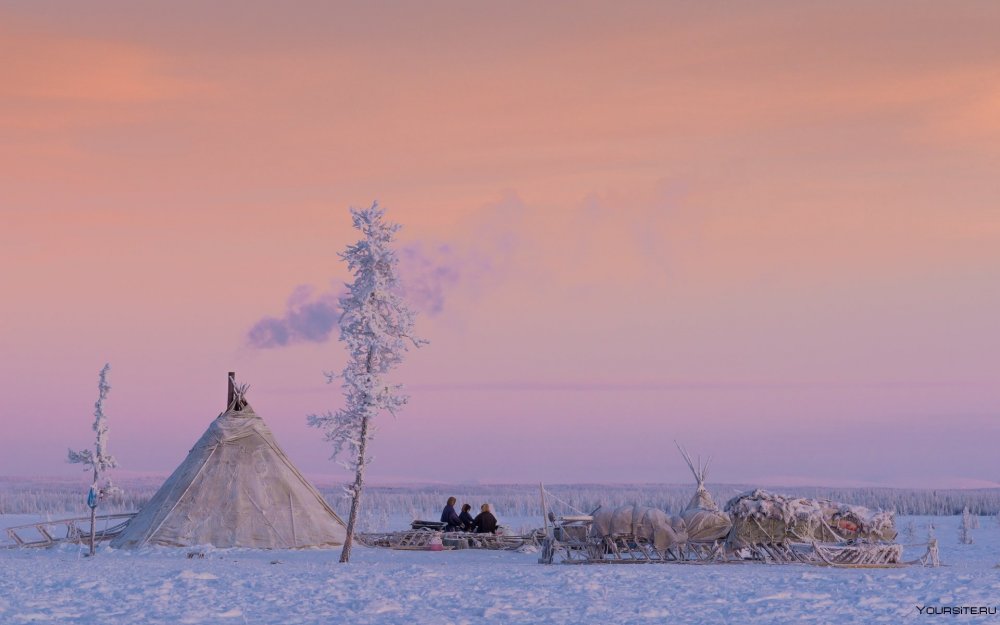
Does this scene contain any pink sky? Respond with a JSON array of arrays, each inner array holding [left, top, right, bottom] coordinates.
[[2, 1, 999, 487]]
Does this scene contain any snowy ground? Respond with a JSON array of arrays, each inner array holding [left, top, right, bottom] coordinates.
[[2, 515, 998, 624]]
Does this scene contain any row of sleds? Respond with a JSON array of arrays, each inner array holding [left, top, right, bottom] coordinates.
[[538, 445, 938, 568], [358, 520, 545, 551], [539, 497, 913, 567]]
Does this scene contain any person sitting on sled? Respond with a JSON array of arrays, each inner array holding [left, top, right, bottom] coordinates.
[[440, 496, 463, 532], [473, 503, 498, 534], [459, 503, 475, 532]]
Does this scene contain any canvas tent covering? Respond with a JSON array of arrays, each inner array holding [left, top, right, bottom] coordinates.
[[676, 443, 732, 542], [590, 505, 688, 551], [724, 489, 897, 548], [112, 376, 346, 549]]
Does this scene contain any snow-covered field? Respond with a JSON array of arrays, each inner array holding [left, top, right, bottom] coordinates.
[[2, 515, 998, 624]]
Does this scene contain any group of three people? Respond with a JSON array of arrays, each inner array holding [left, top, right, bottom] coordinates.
[[440, 496, 498, 534]]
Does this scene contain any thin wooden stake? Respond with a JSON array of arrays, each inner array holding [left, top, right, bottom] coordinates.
[[539, 483, 550, 537]]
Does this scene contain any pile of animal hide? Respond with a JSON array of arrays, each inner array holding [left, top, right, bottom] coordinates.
[[590, 505, 688, 551], [724, 489, 897, 548]]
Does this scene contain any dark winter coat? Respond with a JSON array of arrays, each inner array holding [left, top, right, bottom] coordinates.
[[473, 510, 498, 534], [458, 510, 475, 531], [440, 504, 462, 531]]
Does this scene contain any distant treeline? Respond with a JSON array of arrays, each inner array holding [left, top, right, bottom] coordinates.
[[0, 477, 155, 517], [335, 483, 1000, 522], [1, 477, 998, 518]]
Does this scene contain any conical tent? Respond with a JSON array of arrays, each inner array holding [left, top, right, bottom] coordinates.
[[112, 375, 346, 549], [675, 442, 732, 542]]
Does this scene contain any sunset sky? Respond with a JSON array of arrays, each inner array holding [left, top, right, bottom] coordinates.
[[2, 1, 999, 488]]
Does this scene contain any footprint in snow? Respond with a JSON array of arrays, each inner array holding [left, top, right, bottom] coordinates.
[[747, 592, 793, 603], [369, 601, 403, 614], [180, 610, 240, 624]]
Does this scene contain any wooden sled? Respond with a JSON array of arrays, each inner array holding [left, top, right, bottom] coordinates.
[[4, 513, 136, 549], [359, 520, 544, 551], [735, 541, 904, 567]]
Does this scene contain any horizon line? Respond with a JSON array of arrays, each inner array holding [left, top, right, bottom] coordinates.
[[2, 473, 998, 492]]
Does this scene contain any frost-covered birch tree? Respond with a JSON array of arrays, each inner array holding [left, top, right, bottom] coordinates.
[[959, 506, 974, 545], [308, 204, 425, 563], [67, 363, 118, 556]]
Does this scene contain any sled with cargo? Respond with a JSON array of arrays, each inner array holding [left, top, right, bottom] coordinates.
[[537, 445, 938, 568]]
